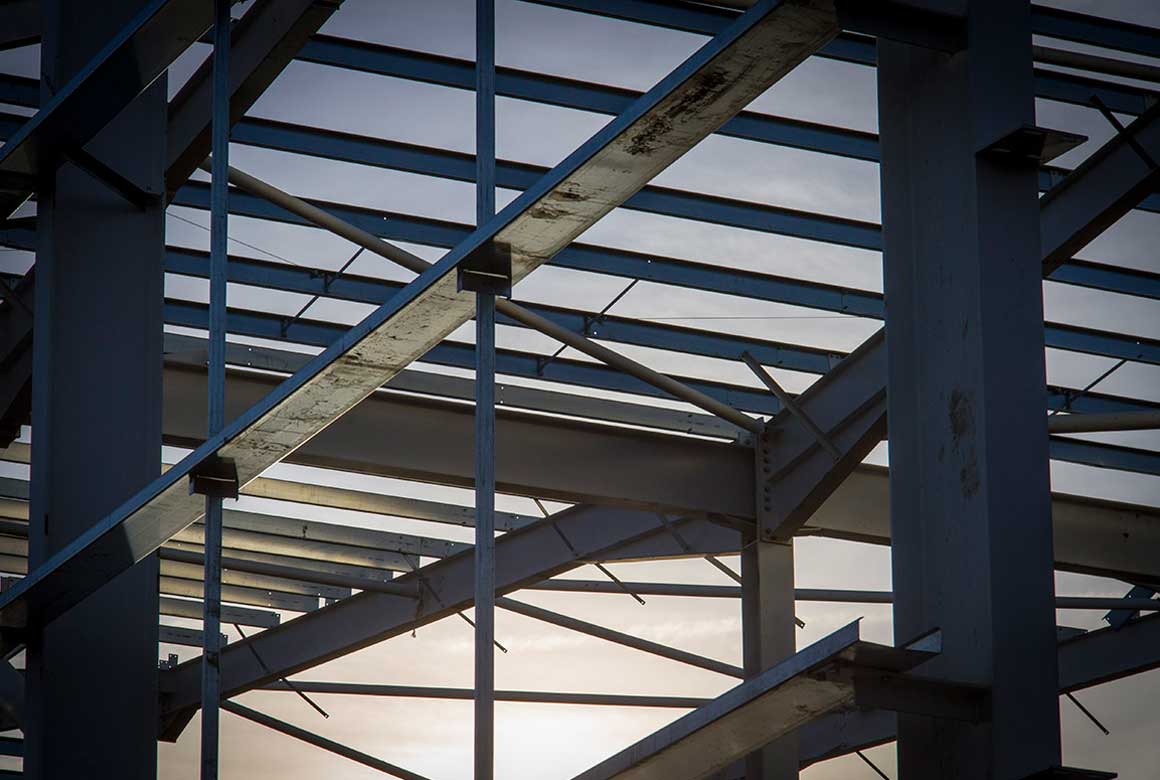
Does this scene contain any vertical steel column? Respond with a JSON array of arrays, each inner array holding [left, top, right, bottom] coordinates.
[[877, 1, 1061, 777], [25, 3, 166, 777], [741, 532, 797, 778], [474, 2, 497, 779], [201, 2, 231, 777]]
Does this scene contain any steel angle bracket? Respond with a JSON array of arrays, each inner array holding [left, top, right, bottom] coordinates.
[[188, 455, 239, 500], [457, 240, 512, 297], [980, 124, 1088, 167]]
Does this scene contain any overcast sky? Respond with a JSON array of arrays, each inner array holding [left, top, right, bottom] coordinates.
[[2, 0, 1159, 777]]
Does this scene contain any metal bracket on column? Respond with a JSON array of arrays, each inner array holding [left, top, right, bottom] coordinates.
[[979, 125, 1087, 166], [457, 240, 512, 297], [188, 455, 238, 499]]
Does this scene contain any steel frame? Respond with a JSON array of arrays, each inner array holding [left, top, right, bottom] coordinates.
[[0, 0, 1157, 778]]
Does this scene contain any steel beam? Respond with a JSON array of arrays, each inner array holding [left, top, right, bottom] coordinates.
[[0, 0, 211, 218], [798, 612, 1160, 768], [877, 4, 1060, 774], [0, 0, 839, 635], [153, 364, 1160, 584], [756, 329, 886, 541], [164, 0, 343, 198], [1041, 102, 1160, 275], [571, 621, 933, 780], [6, 363, 1156, 584], [159, 597, 279, 630]]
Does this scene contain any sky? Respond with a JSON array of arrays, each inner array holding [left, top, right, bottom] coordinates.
[[1, 0, 1159, 778]]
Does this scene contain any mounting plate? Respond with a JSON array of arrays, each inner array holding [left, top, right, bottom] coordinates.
[[979, 124, 1088, 166]]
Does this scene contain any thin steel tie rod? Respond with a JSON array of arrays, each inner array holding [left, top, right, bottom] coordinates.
[[197, 159, 763, 436]]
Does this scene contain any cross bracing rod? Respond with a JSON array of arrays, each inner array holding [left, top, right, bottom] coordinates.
[[166, 183, 1160, 366], [496, 596, 745, 678], [211, 161, 762, 433], [0, 0, 839, 635], [223, 701, 433, 780]]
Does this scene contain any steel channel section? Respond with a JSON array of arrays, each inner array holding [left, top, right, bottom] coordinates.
[[0, 0, 841, 634], [294, 27, 1155, 142], [474, 2, 498, 777], [877, 4, 1061, 775], [168, 182, 1160, 366], [527, 0, 1160, 113], [23, 3, 169, 777], [200, 3, 231, 776]]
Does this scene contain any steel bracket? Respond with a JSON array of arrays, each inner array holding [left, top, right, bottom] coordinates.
[[188, 455, 239, 499], [457, 240, 512, 297], [979, 124, 1087, 166]]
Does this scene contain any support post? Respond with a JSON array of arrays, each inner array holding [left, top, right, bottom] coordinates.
[[743, 425, 797, 779], [200, 2, 231, 777], [473, 3, 497, 779], [25, 2, 166, 777], [876, 2, 1062, 777]]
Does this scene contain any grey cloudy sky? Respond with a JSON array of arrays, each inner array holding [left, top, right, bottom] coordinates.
[[2, 0, 1159, 777]]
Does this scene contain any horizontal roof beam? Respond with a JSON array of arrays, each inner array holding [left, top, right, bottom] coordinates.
[[167, 183, 1160, 363], [155, 364, 1160, 585]]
